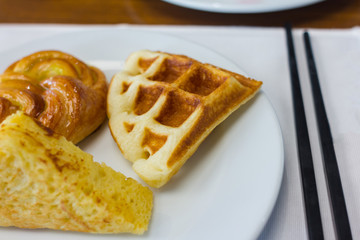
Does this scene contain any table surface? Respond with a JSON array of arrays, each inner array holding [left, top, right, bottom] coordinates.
[[0, 0, 359, 28]]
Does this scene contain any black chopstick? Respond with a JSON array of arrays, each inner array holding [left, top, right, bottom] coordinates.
[[285, 24, 324, 240], [303, 31, 353, 240]]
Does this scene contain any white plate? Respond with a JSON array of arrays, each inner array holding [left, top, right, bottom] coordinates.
[[0, 29, 284, 240], [163, 0, 323, 13]]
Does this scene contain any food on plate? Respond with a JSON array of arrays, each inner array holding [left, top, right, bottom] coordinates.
[[107, 50, 262, 188], [0, 111, 153, 234], [0, 50, 107, 144]]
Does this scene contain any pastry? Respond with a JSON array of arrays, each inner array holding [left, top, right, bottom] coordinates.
[[0, 111, 153, 234], [107, 50, 262, 188], [0, 50, 107, 143]]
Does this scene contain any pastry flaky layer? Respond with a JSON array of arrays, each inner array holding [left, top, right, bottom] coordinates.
[[0, 50, 107, 144], [107, 50, 263, 188], [0, 111, 153, 234]]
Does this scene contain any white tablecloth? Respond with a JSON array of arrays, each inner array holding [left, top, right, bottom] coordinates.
[[1, 24, 359, 240]]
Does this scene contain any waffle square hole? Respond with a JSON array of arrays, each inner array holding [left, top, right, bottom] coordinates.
[[149, 57, 193, 83], [178, 66, 227, 96], [121, 82, 131, 94], [138, 57, 158, 73], [123, 122, 135, 133], [134, 85, 164, 115], [141, 128, 168, 155], [155, 90, 200, 127]]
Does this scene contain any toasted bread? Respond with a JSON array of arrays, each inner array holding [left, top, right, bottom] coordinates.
[[0, 112, 153, 234]]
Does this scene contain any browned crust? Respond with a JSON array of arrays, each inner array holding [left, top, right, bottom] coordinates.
[[0, 50, 108, 143], [108, 50, 262, 187], [158, 53, 263, 169], [168, 85, 260, 168]]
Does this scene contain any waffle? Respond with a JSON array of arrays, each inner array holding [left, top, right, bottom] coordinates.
[[107, 50, 262, 188], [0, 50, 107, 144], [0, 111, 153, 234]]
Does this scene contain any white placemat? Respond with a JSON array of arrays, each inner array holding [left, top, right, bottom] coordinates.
[[1, 24, 359, 240]]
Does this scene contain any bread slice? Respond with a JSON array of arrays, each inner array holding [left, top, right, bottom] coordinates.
[[0, 111, 153, 234], [107, 50, 262, 188]]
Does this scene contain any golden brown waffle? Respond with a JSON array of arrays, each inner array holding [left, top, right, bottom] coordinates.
[[0, 50, 107, 144], [107, 50, 262, 188]]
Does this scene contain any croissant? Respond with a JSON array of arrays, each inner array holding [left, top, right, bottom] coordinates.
[[0, 50, 107, 143]]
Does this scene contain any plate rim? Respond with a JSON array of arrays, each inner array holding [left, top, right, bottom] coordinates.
[[162, 0, 324, 13]]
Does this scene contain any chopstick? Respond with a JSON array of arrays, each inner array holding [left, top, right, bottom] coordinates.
[[285, 24, 324, 240], [303, 31, 353, 240]]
